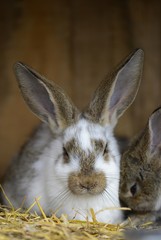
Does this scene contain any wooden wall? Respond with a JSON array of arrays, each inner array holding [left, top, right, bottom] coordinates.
[[0, 0, 161, 177]]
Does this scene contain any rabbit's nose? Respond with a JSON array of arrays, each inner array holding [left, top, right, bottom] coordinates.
[[80, 183, 90, 191], [68, 172, 106, 195], [79, 177, 105, 194], [80, 181, 96, 191]]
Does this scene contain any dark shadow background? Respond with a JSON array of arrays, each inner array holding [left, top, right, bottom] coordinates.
[[0, 0, 161, 177]]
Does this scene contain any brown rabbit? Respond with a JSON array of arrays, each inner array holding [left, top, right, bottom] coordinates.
[[120, 107, 161, 225]]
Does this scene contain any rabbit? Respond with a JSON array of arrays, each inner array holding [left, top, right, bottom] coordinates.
[[1, 49, 144, 223], [120, 107, 161, 225]]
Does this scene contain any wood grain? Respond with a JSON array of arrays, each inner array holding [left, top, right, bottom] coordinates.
[[0, 0, 160, 177]]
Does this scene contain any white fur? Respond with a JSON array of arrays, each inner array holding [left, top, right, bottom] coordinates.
[[12, 119, 123, 223]]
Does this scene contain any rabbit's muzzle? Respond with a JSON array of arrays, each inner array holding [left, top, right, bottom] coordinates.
[[68, 172, 106, 195]]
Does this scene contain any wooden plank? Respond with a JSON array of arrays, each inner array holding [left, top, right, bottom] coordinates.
[[0, 0, 72, 177], [0, 0, 161, 178], [117, 0, 161, 136]]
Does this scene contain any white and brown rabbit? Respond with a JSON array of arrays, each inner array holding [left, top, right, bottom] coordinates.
[[1, 49, 144, 223], [120, 107, 161, 224]]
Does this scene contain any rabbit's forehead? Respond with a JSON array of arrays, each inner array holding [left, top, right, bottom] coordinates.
[[64, 119, 106, 151]]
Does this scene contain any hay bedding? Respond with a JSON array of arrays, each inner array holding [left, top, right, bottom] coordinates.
[[0, 205, 125, 240], [0, 205, 160, 240], [0, 186, 125, 240], [1, 206, 161, 240], [0, 189, 160, 240]]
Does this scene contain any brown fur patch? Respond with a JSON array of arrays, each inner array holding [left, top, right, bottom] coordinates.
[[64, 138, 110, 169], [65, 138, 108, 196], [64, 138, 95, 172], [68, 171, 106, 195], [65, 139, 80, 156], [92, 139, 105, 153]]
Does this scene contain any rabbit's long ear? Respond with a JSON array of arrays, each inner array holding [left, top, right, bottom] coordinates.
[[148, 107, 161, 155], [84, 49, 144, 127], [14, 62, 79, 132]]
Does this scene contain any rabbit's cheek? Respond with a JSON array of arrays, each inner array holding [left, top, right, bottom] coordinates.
[[120, 192, 152, 211], [131, 199, 154, 212]]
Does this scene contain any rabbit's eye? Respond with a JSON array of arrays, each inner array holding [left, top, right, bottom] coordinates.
[[103, 144, 108, 156], [63, 147, 69, 163], [130, 183, 137, 196]]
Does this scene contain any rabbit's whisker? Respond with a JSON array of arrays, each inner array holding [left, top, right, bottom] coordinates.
[[49, 189, 71, 213], [104, 183, 120, 205], [103, 189, 117, 206], [105, 176, 120, 181]]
